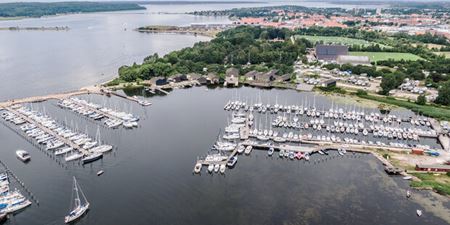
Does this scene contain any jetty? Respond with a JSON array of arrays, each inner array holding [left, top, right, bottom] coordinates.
[[5, 106, 89, 155]]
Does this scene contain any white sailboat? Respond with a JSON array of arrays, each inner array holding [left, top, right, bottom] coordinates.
[[65, 177, 89, 224]]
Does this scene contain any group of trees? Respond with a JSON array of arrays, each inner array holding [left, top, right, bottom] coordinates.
[[118, 26, 308, 82], [0, 2, 145, 17]]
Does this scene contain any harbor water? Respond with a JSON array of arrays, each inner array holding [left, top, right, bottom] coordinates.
[[0, 86, 448, 225]]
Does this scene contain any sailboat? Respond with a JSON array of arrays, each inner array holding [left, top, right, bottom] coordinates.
[[65, 177, 89, 224]]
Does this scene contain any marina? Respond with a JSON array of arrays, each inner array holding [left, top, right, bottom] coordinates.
[[193, 91, 447, 174], [0, 161, 34, 223], [1, 104, 114, 164], [1, 1, 450, 224], [0, 86, 449, 225]]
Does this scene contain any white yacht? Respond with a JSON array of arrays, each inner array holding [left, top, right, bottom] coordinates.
[[65, 177, 89, 224]]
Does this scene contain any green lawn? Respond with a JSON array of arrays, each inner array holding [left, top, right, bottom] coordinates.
[[356, 93, 450, 121], [295, 35, 389, 48], [411, 173, 450, 196], [350, 51, 423, 62]]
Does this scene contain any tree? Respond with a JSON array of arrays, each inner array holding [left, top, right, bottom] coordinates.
[[380, 72, 405, 95], [435, 81, 450, 106], [416, 95, 426, 105]]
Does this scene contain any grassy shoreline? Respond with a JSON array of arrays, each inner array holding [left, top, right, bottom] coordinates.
[[356, 93, 450, 121]]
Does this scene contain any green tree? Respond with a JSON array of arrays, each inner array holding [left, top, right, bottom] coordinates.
[[380, 72, 405, 95], [435, 81, 450, 106], [416, 95, 426, 105]]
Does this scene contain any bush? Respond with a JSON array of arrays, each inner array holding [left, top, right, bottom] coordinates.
[[356, 89, 368, 96], [416, 95, 426, 105]]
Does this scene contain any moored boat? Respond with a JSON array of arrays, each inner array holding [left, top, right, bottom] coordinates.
[[15, 150, 30, 162], [226, 156, 238, 167], [194, 163, 202, 174], [82, 152, 103, 164]]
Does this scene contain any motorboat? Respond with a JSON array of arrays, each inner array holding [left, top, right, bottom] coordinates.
[[207, 164, 214, 173], [279, 149, 285, 158], [194, 163, 202, 174], [244, 146, 252, 155], [65, 177, 89, 223], [227, 156, 238, 167], [16, 150, 31, 162], [213, 164, 220, 173], [0, 173, 7, 182], [268, 147, 274, 156], [219, 164, 226, 174], [237, 145, 245, 154]]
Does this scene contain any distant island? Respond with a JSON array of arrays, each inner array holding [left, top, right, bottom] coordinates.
[[0, 2, 146, 18]]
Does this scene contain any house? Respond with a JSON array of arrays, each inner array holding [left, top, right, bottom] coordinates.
[[226, 68, 240, 77], [149, 76, 168, 86], [206, 73, 219, 84], [315, 44, 348, 61], [197, 76, 208, 85], [187, 73, 201, 81], [244, 71, 259, 81], [225, 75, 239, 87], [256, 70, 277, 83], [171, 74, 188, 83], [415, 164, 450, 172]]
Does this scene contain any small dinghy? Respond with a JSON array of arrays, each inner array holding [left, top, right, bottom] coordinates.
[[403, 176, 413, 180], [96, 170, 104, 176], [416, 209, 422, 217]]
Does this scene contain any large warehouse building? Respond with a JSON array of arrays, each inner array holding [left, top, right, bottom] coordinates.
[[315, 44, 349, 61]]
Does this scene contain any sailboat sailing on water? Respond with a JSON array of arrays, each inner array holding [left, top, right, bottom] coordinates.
[[65, 177, 89, 224]]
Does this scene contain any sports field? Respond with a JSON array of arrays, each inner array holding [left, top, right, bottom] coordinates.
[[296, 35, 389, 48], [349, 52, 423, 62]]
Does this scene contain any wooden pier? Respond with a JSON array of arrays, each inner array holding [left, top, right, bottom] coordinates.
[[63, 98, 123, 122], [6, 106, 89, 155]]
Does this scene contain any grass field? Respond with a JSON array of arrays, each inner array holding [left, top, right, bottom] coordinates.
[[435, 51, 450, 58], [350, 51, 423, 62], [295, 35, 389, 47], [356, 93, 450, 121], [411, 173, 450, 196]]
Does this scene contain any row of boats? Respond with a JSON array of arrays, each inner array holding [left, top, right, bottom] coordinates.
[[0, 172, 32, 221], [270, 114, 434, 137], [222, 113, 431, 150], [2, 106, 112, 164], [58, 97, 139, 129], [224, 100, 432, 127]]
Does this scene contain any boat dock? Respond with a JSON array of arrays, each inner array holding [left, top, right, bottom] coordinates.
[[62, 98, 123, 122], [0, 160, 39, 205], [5, 106, 89, 155]]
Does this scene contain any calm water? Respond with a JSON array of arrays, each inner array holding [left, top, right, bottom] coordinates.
[[0, 1, 384, 101], [0, 86, 448, 225]]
